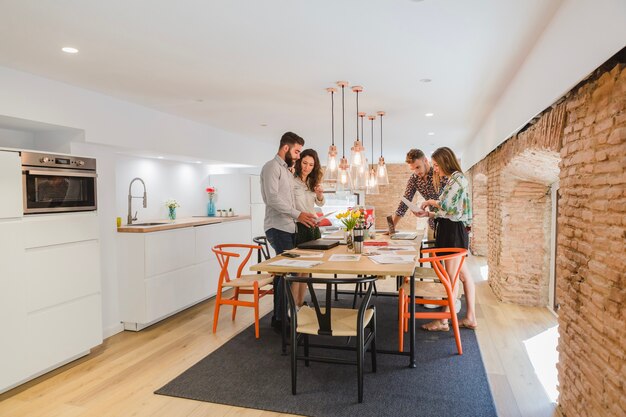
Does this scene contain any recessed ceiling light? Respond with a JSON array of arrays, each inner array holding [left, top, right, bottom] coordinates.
[[419, 78, 431, 83], [425, 112, 434, 117], [195, 161, 202, 164], [260, 123, 268, 127], [157, 156, 164, 159], [61, 47, 79, 54], [195, 99, 204, 103], [427, 132, 435, 136]]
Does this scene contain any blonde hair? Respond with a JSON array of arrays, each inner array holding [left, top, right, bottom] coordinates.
[[431, 147, 462, 177]]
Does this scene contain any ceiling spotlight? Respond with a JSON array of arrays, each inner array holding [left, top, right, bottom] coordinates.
[[427, 132, 435, 136], [195, 161, 202, 164], [419, 78, 432, 83], [260, 123, 268, 127], [157, 156, 164, 159], [61, 47, 79, 54], [425, 112, 434, 117]]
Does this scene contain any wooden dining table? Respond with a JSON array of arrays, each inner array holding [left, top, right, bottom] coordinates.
[[250, 234, 422, 368]]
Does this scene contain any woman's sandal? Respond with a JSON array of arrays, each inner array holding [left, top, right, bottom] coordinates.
[[421, 321, 450, 332], [459, 318, 478, 330]]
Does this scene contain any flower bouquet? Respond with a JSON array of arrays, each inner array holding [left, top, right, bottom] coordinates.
[[165, 199, 180, 221], [206, 187, 217, 216]]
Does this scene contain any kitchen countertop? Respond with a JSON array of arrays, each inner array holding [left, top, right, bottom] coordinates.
[[117, 215, 251, 233]]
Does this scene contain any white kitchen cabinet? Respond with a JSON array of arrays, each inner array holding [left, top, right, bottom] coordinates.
[[0, 221, 27, 391], [0, 150, 23, 219], [0, 212, 102, 394], [118, 218, 251, 331]]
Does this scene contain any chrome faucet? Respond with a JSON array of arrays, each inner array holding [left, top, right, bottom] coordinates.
[[127, 177, 147, 225]]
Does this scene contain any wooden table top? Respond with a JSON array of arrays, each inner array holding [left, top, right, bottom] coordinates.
[[250, 234, 423, 277]]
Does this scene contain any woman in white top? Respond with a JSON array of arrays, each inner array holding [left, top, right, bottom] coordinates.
[[292, 149, 325, 307]]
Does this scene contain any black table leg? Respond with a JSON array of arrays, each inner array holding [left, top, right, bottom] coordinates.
[[409, 271, 416, 368], [281, 274, 287, 355]]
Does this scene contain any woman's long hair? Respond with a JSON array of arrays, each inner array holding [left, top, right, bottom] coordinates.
[[294, 148, 322, 191], [431, 147, 463, 177]]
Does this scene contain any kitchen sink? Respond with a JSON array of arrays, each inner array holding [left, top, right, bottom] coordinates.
[[125, 222, 168, 226]]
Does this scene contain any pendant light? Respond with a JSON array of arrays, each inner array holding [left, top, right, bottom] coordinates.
[[322, 87, 338, 190], [376, 111, 389, 185], [366, 115, 379, 194], [350, 86, 367, 190], [336, 81, 353, 193]]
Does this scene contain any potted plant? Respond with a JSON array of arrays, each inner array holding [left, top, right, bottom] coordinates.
[[165, 199, 180, 221]]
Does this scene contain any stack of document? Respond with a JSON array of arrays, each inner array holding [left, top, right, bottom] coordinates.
[[369, 254, 416, 264]]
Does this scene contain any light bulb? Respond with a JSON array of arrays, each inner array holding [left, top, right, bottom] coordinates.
[[340, 171, 347, 184], [328, 157, 337, 171], [353, 153, 362, 166]]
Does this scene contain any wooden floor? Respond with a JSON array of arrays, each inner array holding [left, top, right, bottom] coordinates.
[[0, 256, 558, 417]]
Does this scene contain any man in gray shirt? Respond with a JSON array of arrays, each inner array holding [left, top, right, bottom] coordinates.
[[260, 131, 317, 329]]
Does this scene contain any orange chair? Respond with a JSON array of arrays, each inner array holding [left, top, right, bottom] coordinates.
[[212, 244, 274, 339], [398, 248, 467, 355]]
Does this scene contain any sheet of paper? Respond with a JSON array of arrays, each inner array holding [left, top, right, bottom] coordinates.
[[369, 254, 416, 264], [401, 197, 427, 215], [314, 210, 337, 223], [269, 259, 323, 268], [328, 254, 361, 262]]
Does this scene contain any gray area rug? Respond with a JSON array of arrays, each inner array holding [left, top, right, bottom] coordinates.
[[156, 293, 497, 417]]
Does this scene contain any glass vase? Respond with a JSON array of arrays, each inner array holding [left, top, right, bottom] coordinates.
[[345, 229, 354, 253], [207, 197, 216, 217], [168, 206, 176, 221]]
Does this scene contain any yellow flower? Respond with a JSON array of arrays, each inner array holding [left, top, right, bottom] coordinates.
[[352, 211, 360, 219]]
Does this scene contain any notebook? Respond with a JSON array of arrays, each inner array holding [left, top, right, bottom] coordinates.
[[297, 239, 340, 250], [386, 215, 418, 240]]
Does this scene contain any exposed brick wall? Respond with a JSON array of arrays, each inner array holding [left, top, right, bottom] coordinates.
[[468, 60, 625, 416], [555, 63, 626, 417], [364, 163, 428, 231], [468, 170, 488, 256], [468, 106, 564, 306]]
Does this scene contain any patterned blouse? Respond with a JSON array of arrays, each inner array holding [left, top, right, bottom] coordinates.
[[395, 166, 448, 230], [433, 171, 472, 227]]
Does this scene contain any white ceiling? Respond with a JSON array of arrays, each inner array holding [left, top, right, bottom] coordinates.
[[0, 0, 564, 163]]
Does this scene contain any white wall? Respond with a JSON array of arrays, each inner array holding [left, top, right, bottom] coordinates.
[[462, 0, 626, 168], [0, 127, 35, 149]]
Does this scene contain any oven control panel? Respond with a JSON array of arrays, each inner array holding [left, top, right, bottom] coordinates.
[[22, 151, 96, 170]]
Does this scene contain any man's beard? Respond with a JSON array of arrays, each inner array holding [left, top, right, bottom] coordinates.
[[285, 151, 294, 167]]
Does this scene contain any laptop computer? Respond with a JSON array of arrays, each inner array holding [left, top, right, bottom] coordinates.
[[386, 215, 418, 240], [297, 239, 340, 250]]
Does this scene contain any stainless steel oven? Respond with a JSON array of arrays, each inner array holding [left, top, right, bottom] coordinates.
[[21, 151, 97, 214]]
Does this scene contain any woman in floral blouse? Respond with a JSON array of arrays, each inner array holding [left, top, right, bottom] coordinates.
[[414, 147, 477, 331]]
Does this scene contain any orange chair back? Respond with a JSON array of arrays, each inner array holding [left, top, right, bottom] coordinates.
[[212, 244, 261, 285], [418, 247, 467, 299]]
